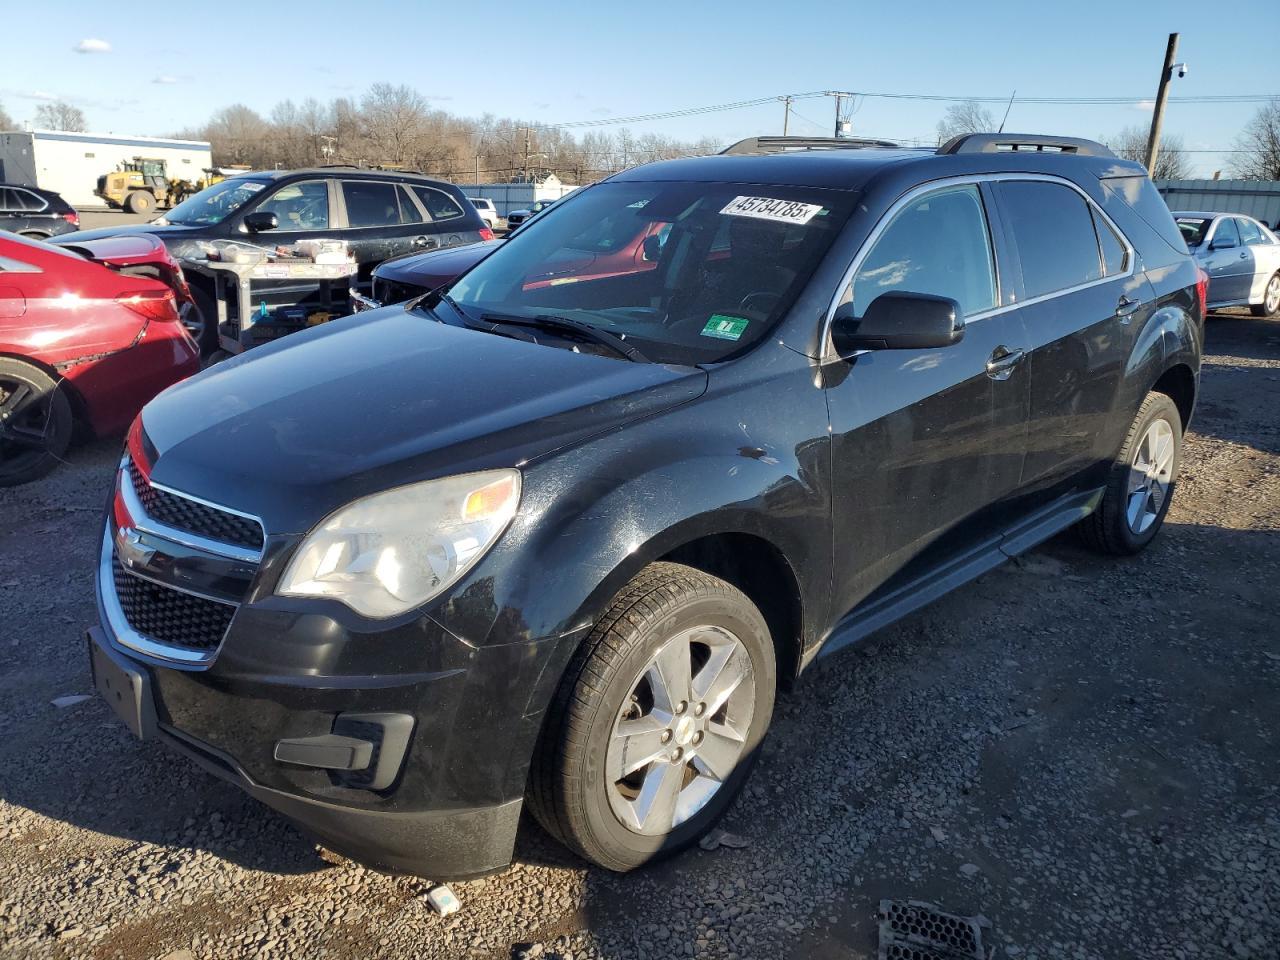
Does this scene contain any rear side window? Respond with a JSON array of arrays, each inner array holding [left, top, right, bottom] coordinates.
[[1238, 218, 1264, 246], [342, 181, 402, 228], [1092, 208, 1129, 276], [849, 183, 996, 319], [396, 185, 423, 224], [0, 188, 14, 212], [412, 186, 465, 223], [999, 180, 1101, 298]]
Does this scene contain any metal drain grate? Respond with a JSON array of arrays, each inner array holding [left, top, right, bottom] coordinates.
[[878, 900, 987, 960]]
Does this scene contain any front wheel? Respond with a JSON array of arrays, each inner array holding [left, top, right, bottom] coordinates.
[[1078, 391, 1182, 555], [1250, 272, 1280, 318], [529, 562, 776, 872]]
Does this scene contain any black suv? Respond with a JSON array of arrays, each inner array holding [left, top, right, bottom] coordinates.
[[87, 134, 1203, 878], [0, 184, 79, 238], [56, 168, 491, 352]]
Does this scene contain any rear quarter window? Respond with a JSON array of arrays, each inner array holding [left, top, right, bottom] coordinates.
[[412, 186, 465, 223], [1102, 176, 1189, 255]]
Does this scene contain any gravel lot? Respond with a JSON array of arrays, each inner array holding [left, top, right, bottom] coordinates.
[[1, 311, 1277, 960]]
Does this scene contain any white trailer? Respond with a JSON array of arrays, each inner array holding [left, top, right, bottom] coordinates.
[[461, 174, 579, 218], [0, 130, 212, 210]]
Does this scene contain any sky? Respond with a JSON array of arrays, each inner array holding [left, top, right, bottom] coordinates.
[[3, 0, 1277, 178]]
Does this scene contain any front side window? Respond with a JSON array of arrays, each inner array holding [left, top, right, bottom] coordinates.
[[1176, 217, 1210, 247], [848, 184, 996, 319], [254, 180, 330, 231], [446, 180, 856, 364], [1238, 218, 1264, 246], [1211, 218, 1240, 248], [999, 180, 1102, 298]]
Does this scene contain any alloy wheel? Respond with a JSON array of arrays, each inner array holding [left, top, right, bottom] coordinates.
[[605, 625, 755, 837], [1126, 417, 1176, 534], [0, 375, 63, 480], [1265, 275, 1280, 315]]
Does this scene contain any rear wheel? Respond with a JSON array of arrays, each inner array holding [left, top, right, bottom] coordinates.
[[1078, 391, 1182, 555], [0, 359, 73, 487], [187, 285, 219, 356], [125, 191, 155, 215], [1250, 272, 1280, 317], [529, 562, 775, 871]]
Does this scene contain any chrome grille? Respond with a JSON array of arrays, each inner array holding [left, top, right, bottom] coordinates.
[[127, 458, 264, 551], [112, 557, 235, 652]]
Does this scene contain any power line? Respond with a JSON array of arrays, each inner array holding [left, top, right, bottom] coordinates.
[[551, 89, 1280, 128]]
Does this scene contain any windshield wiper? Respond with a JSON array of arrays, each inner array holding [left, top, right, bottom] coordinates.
[[479, 312, 651, 363]]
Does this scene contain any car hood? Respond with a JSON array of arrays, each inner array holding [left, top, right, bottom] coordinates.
[[55, 223, 204, 244], [376, 241, 501, 287], [141, 307, 708, 532]]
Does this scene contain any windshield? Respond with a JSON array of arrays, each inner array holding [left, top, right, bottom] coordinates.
[[447, 180, 855, 364], [164, 177, 271, 226], [1176, 217, 1210, 247]]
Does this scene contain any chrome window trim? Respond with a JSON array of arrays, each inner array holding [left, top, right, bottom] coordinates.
[[98, 527, 228, 666], [821, 172, 1137, 360], [119, 455, 265, 562]]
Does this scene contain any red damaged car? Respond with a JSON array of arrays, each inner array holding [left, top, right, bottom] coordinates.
[[0, 232, 200, 486]]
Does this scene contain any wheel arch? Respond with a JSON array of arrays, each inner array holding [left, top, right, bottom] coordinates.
[[1151, 362, 1197, 431], [0, 351, 92, 434]]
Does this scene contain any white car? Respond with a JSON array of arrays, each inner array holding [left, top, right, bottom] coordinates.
[[1174, 211, 1280, 317], [467, 197, 500, 230]]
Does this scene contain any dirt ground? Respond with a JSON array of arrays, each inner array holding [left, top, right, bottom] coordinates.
[[0, 311, 1277, 960]]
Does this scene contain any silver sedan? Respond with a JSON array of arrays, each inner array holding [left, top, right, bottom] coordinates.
[[1174, 211, 1280, 317]]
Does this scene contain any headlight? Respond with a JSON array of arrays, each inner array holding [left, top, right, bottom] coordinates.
[[277, 470, 520, 618]]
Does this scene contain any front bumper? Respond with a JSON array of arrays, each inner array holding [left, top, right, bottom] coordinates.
[[92, 453, 583, 878]]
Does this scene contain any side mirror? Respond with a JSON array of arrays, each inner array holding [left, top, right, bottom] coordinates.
[[1210, 234, 1237, 250], [243, 211, 279, 233], [642, 235, 664, 262], [832, 292, 964, 354]]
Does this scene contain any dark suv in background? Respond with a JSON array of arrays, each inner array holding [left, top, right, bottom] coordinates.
[[55, 167, 492, 352], [87, 134, 1202, 879], [0, 184, 79, 238]]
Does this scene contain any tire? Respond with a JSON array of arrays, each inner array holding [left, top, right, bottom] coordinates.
[[125, 191, 155, 215], [1078, 391, 1182, 555], [187, 284, 219, 356], [0, 358, 74, 487], [1250, 272, 1280, 317], [528, 562, 776, 872]]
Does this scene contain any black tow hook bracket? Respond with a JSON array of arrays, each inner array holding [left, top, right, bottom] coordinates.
[[274, 712, 415, 791]]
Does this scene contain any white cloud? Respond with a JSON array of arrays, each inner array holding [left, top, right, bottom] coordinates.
[[152, 75, 181, 84], [74, 38, 112, 53], [1134, 100, 1156, 112], [24, 90, 60, 101]]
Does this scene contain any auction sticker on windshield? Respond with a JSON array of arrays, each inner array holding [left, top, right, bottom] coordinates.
[[702, 315, 749, 341], [720, 196, 824, 225]]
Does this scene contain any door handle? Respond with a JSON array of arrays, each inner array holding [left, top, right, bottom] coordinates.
[[1116, 295, 1142, 321], [412, 235, 434, 248], [986, 346, 1024, 381]]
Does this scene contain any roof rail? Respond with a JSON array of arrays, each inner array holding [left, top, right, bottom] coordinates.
[[720, 135, 900, 156], [937, 133, 1116, 158]]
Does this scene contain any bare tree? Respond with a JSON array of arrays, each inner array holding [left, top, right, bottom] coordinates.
[[0, 100, 15, 130], [362, 83, 429, 165], [35, 101, 87, 132], [1106, 125, 1189, 180], [936, 101, 995, 143], [1231, 100, 1280, 181]]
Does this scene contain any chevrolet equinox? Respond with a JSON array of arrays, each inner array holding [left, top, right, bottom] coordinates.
[[88, 133, 1204, 877]]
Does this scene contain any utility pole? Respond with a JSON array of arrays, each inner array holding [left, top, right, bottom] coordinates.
[[521, 127, 532, 182], [1144, 32, 1180, 175], [832, 93, 842, 137], [781, 96, 793, 135]]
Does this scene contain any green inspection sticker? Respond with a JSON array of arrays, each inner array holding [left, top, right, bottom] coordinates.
[[702, 315, 749, 341]]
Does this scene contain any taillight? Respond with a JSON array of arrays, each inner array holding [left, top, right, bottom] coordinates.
[[1195, 267, 1209, 321], [63, 211, 79, 227], [478, 227, 495, 242], [118, 289, 180, 323]]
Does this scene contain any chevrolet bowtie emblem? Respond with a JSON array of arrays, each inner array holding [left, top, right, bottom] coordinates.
[[115, 527, 156, 569]]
